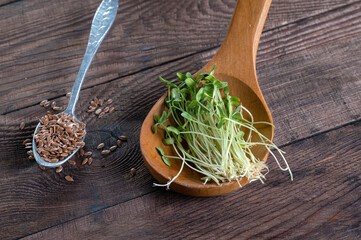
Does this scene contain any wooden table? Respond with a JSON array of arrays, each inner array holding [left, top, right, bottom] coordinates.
[[1, 0, 360, 239]]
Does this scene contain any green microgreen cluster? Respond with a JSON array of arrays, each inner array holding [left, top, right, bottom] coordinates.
[[152, 65, 292, 189]]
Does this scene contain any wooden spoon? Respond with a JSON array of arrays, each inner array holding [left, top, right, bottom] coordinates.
[[140, 0, 273, 196]]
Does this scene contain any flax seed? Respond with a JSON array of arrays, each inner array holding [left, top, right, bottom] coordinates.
[[106, 99, 113, 105], [27, 150, 33, 156], [40, 100, 48, 106], [97, 143, 105, 149], [51, 101, 56, 108], [130, 168, 136, 176], [87, 157, 93, 165], [66, 92, 71, 98], [23, 139, 31, 145], [65, 175, 74, 182], [87, 108, 96, 113], [84, 151, 92, 156], [103, 107, 110, 113], [28, 155, 35, 160], [39, 165, 46, 170], [44, 101, 50, 107], [109, 145, 117, 152], [19, 122, 25, 130], [25, 145, 32, 149], [109, 107, 115, 113], [98, 112, 105, 118], [101, 150, 110, 155], [68, 159, 76, 166], [118, 135, 128, 141], [99, 99, 103, 106], [52, 106, 62, 111], [95, 108, 102, 115], [56, 166, 63, 173], [79, 149, 85, 156], [81, 158, 88, 165], [117, 140, 122, 147]]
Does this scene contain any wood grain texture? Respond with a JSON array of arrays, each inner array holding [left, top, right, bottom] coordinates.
[[0, 0, 359, 114], [0, 0, 360, 239], [24, 121, 361, 240]]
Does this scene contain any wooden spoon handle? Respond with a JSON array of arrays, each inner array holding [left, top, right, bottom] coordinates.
[[201, 0, 271, 88]]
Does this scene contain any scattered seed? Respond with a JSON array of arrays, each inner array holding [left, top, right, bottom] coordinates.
[[87, 108, 96, 113], [98, 112, 105, 118], [101, 150, 110, 155], [51, 101, 56, 108], [109, 107, 115, 113], [52, 106, 62, 111], [65, 175, 74, 182], [117, 140, 122, 147], [68, 160, 76, 166], [103, 107, 110, 113], [79, 149, 85, 156], [19, 122, 25, 130], [23, 139, 31, 145], [39, 165, 46, 170], [130, 168, 136, 176], [95, 108, 102, 115], [110, 145, 117, 152], [44, 101, 50, 107], [118, 135, 128, 141], [56, 166, 63, 173], [27, 150, 33, 156], [29, 155, 35, 160], [97, 143, 105, 149], [106, 99, 113, 105], [40, 100, 48, 106], [25, 145, 32, 149], [84, 151, 92, 156], [99, 99, 103, 106], [66, 92, 71, 98], [94, 97, 99, 104], [25, 142, 32, 147], [81, 158, 88, 165], [88, 157, 93, 165]]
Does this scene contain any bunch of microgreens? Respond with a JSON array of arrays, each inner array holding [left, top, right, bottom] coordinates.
[[153, 65, 293, 189]]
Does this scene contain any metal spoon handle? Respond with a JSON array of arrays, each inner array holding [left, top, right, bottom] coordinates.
[[65, 0, 118, 115]]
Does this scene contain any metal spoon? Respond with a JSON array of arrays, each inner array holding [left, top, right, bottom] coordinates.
[[33, 0, 118, 168]]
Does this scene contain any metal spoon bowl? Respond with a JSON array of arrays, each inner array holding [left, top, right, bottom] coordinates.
[[33, 0, 118, 168]]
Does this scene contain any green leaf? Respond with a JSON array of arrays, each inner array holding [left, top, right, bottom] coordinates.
[[209, 64, 216, 76], [224, 87, 229, 95], [163, 137, 175, 145], [171, 88, 181, 101], [176, 72, 186, 81], [234, 105, 241, 113], [185, 72, 193, 79], [159, 111, 167, 124], [205, 75, 215, 82], [153, 114, 160, 123], [196, 88, 204, 102], [238, 131, 245, 138], [152, 124, 158, 134], [230, 96, 240, 107], [162, 155, 171, 166], [217, 117, 225, 129], [181, 112, 193, 121], [214, 80, 228, 89], [155, 146, 165, 156], [233, 112, 243, 120], [167, 126, 180, 135], [185, 78, 196, 88], [159, 76, 177, 88]]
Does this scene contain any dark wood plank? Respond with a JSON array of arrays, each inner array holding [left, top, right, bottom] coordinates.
[[23, 121, 361, 240], [1, 2, 361, 239], [0, 0, 358, 114]]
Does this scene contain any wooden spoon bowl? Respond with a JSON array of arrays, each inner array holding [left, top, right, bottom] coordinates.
[[140, 0, 273, 196]]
